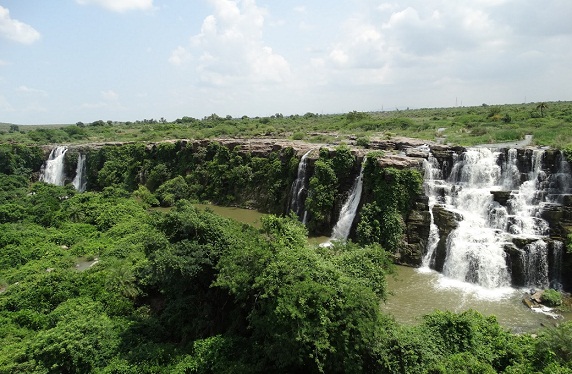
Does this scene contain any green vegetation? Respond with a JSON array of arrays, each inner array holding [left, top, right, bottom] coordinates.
[[541, 289, 563, 307], [2, 101, 572, 148], [1, 167, 571, 372], [2, 102, 572, 372], [357, 160, 423, 253]]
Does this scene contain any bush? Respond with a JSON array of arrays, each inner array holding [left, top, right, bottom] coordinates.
[[291, 132, 305, 140], [541, 289, 562, 306]]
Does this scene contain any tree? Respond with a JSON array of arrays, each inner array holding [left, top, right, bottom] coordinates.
[[536, 102, 548, 117]]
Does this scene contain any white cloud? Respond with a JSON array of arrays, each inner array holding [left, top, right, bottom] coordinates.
[[101, 89, 119, 101], [171, 0, 290, 85], [17, 85, 47, 96], [168, 46, 192, 66], [0, 6, 41, 44], [75, 0, 154, 13]]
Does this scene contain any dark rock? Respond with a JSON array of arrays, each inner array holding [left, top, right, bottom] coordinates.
[[491, 190, 513, 206]]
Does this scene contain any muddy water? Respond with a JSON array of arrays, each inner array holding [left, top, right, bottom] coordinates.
[[382, 266, 570, 333]]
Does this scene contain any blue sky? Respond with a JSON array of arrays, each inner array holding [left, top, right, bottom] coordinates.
[[1, 0, 571, 124]]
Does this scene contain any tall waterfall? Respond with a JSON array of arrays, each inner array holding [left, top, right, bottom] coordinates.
[[72, 153, 87, 192], [39, 146, 68, 186], [423, 148, 561, 290], [421, 155, 443, 268], [289, 149, 312, 221], [330, 160, 365, 241]]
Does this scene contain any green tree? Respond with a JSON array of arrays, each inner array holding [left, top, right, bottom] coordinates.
[[537, 102, 548, 117]]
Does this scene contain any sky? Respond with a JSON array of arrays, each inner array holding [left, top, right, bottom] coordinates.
[[0, 0, 571, 125]]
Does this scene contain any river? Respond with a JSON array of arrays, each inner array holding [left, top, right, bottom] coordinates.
[[383, 265, 570, 333]]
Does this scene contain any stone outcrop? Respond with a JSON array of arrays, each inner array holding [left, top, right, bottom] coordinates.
[[430, 204, 462, 272], [401, 195, 432, 266]]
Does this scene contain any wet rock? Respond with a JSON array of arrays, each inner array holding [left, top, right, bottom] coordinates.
[[431, 205, 461, 271], [491, 190, 512, 206]]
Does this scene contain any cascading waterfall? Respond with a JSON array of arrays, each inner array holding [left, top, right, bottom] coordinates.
[[441, 149, 511, 288], [72, 153, 87, 192], [423, 147, 560, 290], [421, 155, 443, 268], [289, 149, 312, 221], [330, 160, 365, 241], [39, 146, 68, 186]]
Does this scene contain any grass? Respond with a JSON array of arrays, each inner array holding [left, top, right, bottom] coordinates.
[[2, 101, 571, 148]]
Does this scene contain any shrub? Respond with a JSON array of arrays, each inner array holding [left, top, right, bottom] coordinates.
[[541, 289, 562, 306], [291, 132, 305, 140]]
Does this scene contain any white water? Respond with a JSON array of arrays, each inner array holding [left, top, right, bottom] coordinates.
[[39, 146, 68, 186], [331, 160, 365, 241], [289, 149, 312, 220], [422, 148, 558, 292], [421, 155, 443, 268], [72, 153, 87, 192]]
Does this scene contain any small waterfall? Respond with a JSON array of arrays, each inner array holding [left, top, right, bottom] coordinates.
[[519, 240, 549, 288], [289, 149, 312, 220], [421, 155, 442, 268], [330, 160, 365, 241], [550, 241, 563, 290], [39, 146, 68, 186], [72, 153, 87, 192], [507, 150, 548, 236]]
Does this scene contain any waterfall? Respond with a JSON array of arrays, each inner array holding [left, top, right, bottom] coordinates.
[[423, 147, 559, 290], [39, 146, 68, 186], [550, 241, 563, 290], [421, 155, 443, 268], [289, 149, 312, 220], [519, 240, 549, 288], [72, 153, 87, 192], [330, 160, 365, 241]]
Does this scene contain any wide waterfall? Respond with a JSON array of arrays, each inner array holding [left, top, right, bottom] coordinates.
[[39, 146, 68, 186], [422, 147, 563, 291], [72, 153, 87, 192], [289, 149, 312, 222], [330, 160, 365, 241]]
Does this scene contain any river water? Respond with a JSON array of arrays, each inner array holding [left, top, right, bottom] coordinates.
[[190, 204, 569, 332], [382, 265, 570, 333]]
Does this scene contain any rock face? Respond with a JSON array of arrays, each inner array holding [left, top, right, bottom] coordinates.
[[402, 195, 432, 266], [430, 204, 462, 272]]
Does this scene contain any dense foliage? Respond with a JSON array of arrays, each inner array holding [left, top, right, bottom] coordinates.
[[357, 159, 424, 254], [77, 141, 298, 215], [0, 159, 571, 373], [305, 146, 357, 234]]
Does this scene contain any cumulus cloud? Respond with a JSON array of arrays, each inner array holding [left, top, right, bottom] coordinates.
[[0, 6, 41, 44], [75, 0, 154, 13], [170, 0, 290, 85]]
